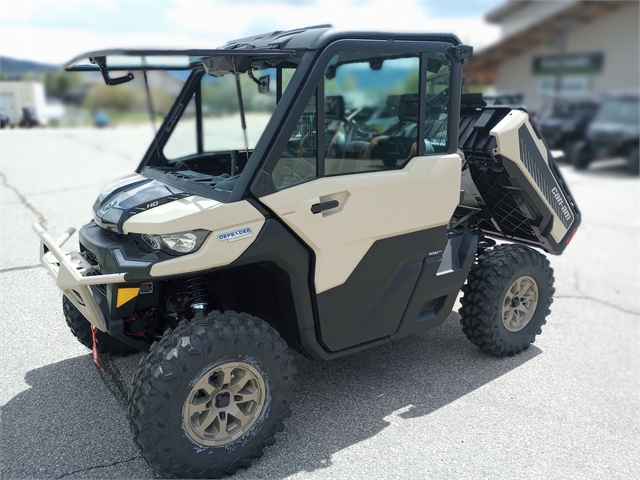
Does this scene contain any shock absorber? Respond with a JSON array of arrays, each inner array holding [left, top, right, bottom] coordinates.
[[186, 277, 209, 317]]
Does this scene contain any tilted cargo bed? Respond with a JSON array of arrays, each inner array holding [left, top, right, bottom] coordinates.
[[457, 94, 581, 254]]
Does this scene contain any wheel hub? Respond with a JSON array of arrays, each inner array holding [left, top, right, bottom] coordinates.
[[502, 275, 539, 332], [215, 392, 230, 408], [183, 362, 266, 446]]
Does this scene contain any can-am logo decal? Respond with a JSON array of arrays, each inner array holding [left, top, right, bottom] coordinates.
[[551, 187, 572, 223], [218, 227, 252, 242], [517, 125, 574, 229]]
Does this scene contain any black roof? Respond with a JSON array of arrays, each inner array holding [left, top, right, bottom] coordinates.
[[65, 25, 463, 71], [223, 24, 462, 50]]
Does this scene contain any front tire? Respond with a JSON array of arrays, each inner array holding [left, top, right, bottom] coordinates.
[[459, 245, 555, 357], [571, 140, 592, 170], [63, 296, 137, 355], [626, 146, 639, 175], [129, 311, 296, 479], [560, 139, 575, 164]]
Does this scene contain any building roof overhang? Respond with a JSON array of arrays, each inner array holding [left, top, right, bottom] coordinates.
[[464, 0, 626, 84]]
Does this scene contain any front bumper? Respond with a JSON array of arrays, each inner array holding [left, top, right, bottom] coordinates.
[[34, 223, 129, 332]]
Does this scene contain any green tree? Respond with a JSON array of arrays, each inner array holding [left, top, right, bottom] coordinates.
[[44, 70, 82, 97], [82, 83, 137, 113]]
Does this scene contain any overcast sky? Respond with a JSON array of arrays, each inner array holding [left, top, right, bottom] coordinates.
[[1, 0, 504, 65]]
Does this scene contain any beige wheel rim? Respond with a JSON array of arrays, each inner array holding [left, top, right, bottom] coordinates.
[[502, 275, 539, 332], [183, 362, 266, 446]]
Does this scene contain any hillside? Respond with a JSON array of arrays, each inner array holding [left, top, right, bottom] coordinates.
[[0, 56, 60, 78]]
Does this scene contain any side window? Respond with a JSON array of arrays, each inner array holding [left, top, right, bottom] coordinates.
[[272, 93, 317, 190], [424, 53, 451, 153], [323, 52, 420, 175]]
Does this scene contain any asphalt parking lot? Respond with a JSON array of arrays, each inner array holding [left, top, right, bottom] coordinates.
[[1, 127, 638, 479]]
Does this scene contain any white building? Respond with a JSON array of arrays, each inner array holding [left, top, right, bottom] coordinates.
[[0, 81, 48, 125], [465, 0, 640, 112]]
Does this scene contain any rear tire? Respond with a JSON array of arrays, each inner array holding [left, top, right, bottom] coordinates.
[[63, 296, 137, 355], [459, 245, 554, 357], [571, 140, 592, 170], [129, 311, 296, 479]]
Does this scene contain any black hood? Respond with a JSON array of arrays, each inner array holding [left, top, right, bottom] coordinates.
[[93, 174, 190, 233]]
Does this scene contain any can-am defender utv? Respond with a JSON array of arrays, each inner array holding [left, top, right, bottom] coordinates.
[[35, 26, 581, 479]]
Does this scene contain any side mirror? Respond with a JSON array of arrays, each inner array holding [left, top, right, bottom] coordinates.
[[397, 94, 419, 122], [325, 96, 345, 120], [258, 75, 270, 94]]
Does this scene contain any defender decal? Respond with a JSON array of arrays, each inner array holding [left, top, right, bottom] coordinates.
[[518, 125, 574, 229], [218, 227, 253, 242]]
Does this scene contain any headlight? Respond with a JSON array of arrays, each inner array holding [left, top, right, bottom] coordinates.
[[159, 233, 198, 253], [136, 230, 209, 255]]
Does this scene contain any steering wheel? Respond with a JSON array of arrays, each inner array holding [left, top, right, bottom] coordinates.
[[296, 132, 316, 157], [359, 135, 406, 168], [327, 131, 345, 158]]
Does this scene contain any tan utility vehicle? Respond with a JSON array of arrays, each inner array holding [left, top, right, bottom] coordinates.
[[35, 25, 581, 479]]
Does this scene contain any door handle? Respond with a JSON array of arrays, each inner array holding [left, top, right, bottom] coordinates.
[[311, 200, 339, 214]]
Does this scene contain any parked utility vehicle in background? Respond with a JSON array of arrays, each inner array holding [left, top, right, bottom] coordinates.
[[534, 97, 599, 161], [571, 91, 639, 174], [35, 26, 581, 479], [482, 92, 523, 106]]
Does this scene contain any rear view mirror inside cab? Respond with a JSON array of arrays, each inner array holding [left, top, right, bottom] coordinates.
[[325, 96, 345, 120]]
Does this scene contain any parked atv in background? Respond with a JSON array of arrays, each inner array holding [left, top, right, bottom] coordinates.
[[0, 109, 13, 128], [35, 26, 581, 479], [534, 97, 599, 162], [18, 107, 39, 128], [571, 91, 639, 175]]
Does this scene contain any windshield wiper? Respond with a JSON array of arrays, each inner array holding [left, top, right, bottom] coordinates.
[[90, 56, 135, 86]]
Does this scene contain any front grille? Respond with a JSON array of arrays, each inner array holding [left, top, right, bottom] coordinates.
[[80, 247, 107, 296], [82, 248, 99, 267]]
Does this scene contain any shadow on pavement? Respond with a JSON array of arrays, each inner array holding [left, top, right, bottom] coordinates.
[[0, 355, 155, 479], [243, 314, 541, 478], [1, 314, 540, 479]]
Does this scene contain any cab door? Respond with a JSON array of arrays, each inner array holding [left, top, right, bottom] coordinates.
[[259, 47, 462, 351]]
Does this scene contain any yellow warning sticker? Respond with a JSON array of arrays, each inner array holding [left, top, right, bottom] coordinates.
[[116, 287, 140, 308]]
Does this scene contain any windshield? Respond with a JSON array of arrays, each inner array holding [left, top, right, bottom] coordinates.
[[139, 62, 299, 200], [163, 70, 278, 159], [595, 97, 639, 123]]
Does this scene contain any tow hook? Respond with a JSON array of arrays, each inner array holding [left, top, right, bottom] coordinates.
[[90, 325, 106, 372]]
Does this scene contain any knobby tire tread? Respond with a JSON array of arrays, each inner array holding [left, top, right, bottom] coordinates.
[[62, 296, 137, 356], [128, 311, 296, 479], [459, 244, 555, 357]]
